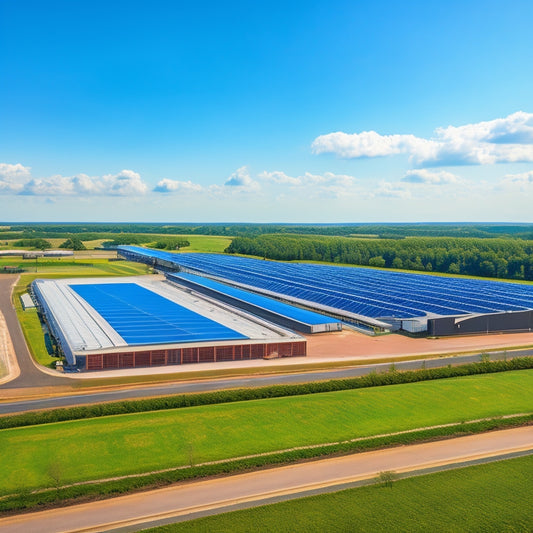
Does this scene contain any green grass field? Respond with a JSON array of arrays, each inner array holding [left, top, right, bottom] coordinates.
[[145, 454, 533, 533], [146, 235, 232, 253], [1, 369, 531, 494]]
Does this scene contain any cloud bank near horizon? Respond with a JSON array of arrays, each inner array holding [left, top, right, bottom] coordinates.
[[312, 111, 533, 166]]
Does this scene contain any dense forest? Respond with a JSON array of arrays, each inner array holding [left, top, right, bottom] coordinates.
[[226, 235, 533, 280], [2, 223, 533, 239], [3, 223, 533, 280]]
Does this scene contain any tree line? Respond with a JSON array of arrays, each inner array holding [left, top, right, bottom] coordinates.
[[4, 222, 533, 239], [226, 234, 533, 280]]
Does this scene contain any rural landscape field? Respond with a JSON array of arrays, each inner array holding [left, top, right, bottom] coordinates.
[[2, 1, 533, 531], [0, 222, 532, 532]]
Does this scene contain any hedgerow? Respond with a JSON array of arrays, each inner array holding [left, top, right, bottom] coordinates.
[[1, 357, 532, 430]]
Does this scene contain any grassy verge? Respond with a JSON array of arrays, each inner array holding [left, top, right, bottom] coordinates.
[[143, 453, 533, 533], [1, 415, 531, 516], [60, 346, 533, 390], [1, 369, 532, 496]]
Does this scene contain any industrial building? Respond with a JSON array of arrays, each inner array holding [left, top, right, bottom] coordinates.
[[118, 246, 533, 335], [167, 272, 341, 334], [0, 250, 73, 258], [32, 276, 309, 371]]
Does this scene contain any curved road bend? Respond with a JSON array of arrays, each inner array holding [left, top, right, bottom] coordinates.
[[0, 275, 72, 388], [0, 426, 531, 533], [1, 349, 532, 415]]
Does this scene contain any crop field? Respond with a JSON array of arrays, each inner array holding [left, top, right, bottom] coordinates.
[[0, 369, 531, 494], [146, 454, 533, 533]]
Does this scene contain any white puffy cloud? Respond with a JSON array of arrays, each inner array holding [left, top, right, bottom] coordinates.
[[224, 166, 260, 192], [0, 163, 31, 181], [153, 178, 204, 193], [258, 170, 303, 185], [402, 169, 460, 185], [498, 170, 533, 190], [19, 169, 148, 196], [102, 170, 148, 196], [0, 163, 32, 193], [260, 170, 356, 187], [436, 111, 533, 145], [311, 131, 433, 159], [312, 112, 533, 166], [259, 170, 358, 198], [374, 182, 412, 199]]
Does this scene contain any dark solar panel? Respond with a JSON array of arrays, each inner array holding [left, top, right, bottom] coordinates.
[[169, 272, 340, 326], [119, 246, 533, 321]]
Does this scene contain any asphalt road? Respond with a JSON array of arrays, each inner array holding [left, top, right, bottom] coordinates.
[[0, 276, 71, 388], [1, 349, 532, 415], [0, 426, 531, 533]]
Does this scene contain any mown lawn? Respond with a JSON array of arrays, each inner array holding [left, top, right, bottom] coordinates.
[[1, 369, 532, 494], [145, 454, 533, 533]]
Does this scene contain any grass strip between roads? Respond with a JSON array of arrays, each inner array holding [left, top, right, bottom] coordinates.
[[0, 367, 532, 514], [142, 453, 533, 533], [2, 357, 533, 430], [1, 414, 531, 516]]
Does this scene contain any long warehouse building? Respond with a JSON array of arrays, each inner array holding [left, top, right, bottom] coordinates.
[[118, 246, 533, 335], [32, 276, 307, 371]]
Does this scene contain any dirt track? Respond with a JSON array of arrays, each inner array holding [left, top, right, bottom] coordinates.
[[305, 328, 533, 359]]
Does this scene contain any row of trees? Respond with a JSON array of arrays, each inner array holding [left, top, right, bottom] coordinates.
[[151, 238, 190, 250], [11, 235, 189, 251], [59, 238, 86, 250], [6, 222, 533, 239], [13, 238, 52, 250], [226, 235, 533, 280]]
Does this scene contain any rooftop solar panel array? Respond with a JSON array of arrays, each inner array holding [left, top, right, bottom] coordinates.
[[70, 282, 248, 345], [119, 246, 533, 324], [168, 272, 340, 326]]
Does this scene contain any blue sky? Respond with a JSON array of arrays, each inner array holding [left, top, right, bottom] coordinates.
[[1, 0, 532, 222]]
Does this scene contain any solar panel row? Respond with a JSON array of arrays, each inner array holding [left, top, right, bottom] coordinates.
[[169, 272, 340, 326], [119, 246, 533, 322]]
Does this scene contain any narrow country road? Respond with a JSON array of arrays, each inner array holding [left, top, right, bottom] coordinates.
[[0, 276, 70, 388], [0, 426, 531, 533]]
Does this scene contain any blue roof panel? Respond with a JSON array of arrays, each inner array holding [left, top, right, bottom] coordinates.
[[169, 272, 340, 326], [118, 246, 533, 320], [69, 283, 248, 345]]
